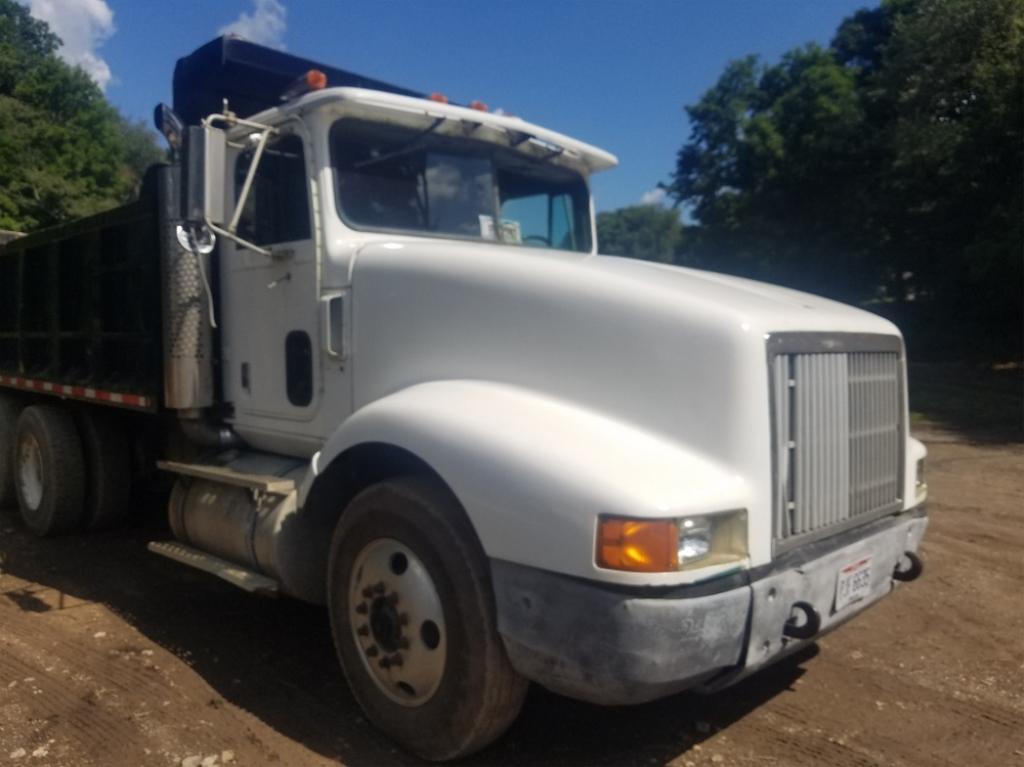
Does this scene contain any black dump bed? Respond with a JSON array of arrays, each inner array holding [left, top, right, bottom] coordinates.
[[173, 35, 423, 125], [0, 36, 422, 412], [0, 169, 163, 410]]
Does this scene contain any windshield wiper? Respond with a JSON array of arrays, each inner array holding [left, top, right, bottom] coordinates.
[[353, 116, 446, 170]]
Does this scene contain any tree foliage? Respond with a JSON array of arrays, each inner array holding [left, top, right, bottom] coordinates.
[[597, 205, 682, 263], [0, 0, 164, 232], [658, 0, 1022, 357]]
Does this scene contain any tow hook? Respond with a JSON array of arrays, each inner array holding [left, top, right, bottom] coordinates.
[[892, 551, 923, 582], [783, 601, 821, 640]]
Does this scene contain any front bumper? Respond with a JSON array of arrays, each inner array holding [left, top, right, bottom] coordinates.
[[492, 507, 927, 705]]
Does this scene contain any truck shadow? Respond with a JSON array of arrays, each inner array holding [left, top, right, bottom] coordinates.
[[0, 504, 814, 767]]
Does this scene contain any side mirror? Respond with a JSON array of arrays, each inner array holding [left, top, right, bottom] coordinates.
[[183, 125, 227, 225]]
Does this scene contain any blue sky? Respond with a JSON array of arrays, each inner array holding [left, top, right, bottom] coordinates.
[[27, 0, 875, 212]]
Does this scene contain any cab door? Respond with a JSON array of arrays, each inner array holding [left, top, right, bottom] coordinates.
[[220, 122, 324, 454]]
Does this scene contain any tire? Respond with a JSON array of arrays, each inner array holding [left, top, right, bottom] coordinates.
[[76, 408, 131, 530], [327, 475, 528, 762], [13, 405, 86, 536], [0, 392, 24, 508]]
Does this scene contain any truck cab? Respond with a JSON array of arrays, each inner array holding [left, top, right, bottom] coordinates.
[[213, 85, 614, 458]]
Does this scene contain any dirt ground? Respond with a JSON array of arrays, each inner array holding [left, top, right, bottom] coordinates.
[[1, 366, 1022, 766]]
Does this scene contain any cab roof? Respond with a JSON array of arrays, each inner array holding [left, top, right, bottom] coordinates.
[[175, 36, 617, 175], [281, 87, 619, 174]]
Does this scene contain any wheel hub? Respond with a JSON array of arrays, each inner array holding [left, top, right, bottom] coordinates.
[[369, 597, 403, 653], [349, 538, 447, 707], [17, 433, 43, 511]]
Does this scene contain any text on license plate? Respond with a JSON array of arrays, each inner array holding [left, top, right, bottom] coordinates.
[[835, 556, 872, 612]]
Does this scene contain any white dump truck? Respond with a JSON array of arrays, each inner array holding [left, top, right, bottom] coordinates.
[[0, 36, 927, 761]]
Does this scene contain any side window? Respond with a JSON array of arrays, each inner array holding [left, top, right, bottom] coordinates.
[[235, 133, 311, 246], [501, 193, 547, 244], [550, 194, 574, 250]]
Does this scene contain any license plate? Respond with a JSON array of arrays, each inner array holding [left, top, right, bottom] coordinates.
[[835, 556, 872, 612]]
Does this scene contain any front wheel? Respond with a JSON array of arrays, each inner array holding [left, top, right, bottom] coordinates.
[[327, 475, 527, 761]]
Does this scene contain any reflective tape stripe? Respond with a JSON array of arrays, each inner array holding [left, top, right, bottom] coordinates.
[[0, 375, 153, 410]]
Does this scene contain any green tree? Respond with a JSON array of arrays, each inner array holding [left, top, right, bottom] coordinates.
[[668, 46, 872, 302], [596, 205, 682, 263], [0, 0, 163, 231], [668, 0, 1023, 357], [863, 0, 1023, 332]]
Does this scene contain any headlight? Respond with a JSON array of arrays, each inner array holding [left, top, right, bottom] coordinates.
[[597, 510, 747, 573], [678, 516, 712, 563]]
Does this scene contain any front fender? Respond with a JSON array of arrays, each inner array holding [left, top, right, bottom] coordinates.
[[307, 380, 750, 586]]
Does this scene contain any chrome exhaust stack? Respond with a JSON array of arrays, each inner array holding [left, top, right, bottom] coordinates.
[[156, 162, 242, 449], [157, 164, 215, 411]]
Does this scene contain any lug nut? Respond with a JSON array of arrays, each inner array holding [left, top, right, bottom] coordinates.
[[388, 653, 404, 667], [378, 657, 391, 669], [355, 602, 368, 615], [373, 582, 386, 595], [365, 645, 378, 657], [361, 587, 374, 598], [357, 624, 369, 637], [386, 592, 399, 606]]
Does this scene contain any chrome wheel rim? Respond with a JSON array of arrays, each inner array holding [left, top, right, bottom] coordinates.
[[348, 538, 447, 707], [18, 433, 43, 511]]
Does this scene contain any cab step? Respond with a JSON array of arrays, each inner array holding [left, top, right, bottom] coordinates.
[[157, 460, 296, 494], [147, 540, 279, 596]]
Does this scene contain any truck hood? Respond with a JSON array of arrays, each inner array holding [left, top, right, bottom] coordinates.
[[584, 253, 897, 336], [337, 239, 908, 578], [348, 238, 901, 473]]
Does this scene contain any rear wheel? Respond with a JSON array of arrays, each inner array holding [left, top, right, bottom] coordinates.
[[327, 475, 527, 762], [14, 405, 86, 536], [0, 393, 24, 508], [76, 408, 131, 530]]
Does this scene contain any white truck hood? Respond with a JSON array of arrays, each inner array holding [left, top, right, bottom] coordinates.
[[349, 239, 901, 446], [585, 253, 898, 337], [344, 239, 906, 575]]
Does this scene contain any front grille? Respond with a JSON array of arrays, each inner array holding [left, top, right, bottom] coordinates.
[[770, 340, 903, 548]]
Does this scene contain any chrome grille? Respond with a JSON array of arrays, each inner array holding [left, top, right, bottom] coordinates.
[[771, 344, 903, 546]]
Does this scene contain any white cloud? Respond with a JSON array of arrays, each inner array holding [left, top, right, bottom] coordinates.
[[219, 0, 287, 50], [25, 0, 115, 89], [639, 187, 668, 207]]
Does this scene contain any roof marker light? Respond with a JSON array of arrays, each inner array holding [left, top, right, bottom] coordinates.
[[469, 100, 488, 112], [281, 69, 328, 101], [305, 69, 328, 90], [429, 92, 449, 104]]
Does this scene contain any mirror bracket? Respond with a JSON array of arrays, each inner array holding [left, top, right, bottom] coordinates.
[[197, 104, 280, 257]]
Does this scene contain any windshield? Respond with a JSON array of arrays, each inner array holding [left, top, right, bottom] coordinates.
[[330, 119, 592, 252]]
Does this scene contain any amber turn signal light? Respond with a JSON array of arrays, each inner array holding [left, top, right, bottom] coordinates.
[[281, 69, 328, 101], [305, 69, 328, 90], [597, 517, 679, 573]]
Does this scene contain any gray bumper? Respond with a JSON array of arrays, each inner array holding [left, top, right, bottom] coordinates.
[[492, 508, 927, 705]]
